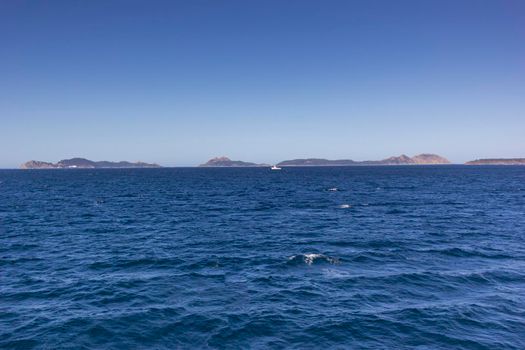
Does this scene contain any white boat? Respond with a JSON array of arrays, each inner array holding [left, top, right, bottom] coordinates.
[[271, 165, 282, 170]]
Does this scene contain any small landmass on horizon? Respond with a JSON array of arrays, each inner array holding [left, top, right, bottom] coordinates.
[[465, 158, 525, 165], [276, 154, 450, 167], [20, 158, 161, 169], [199, 157, 269, 167]]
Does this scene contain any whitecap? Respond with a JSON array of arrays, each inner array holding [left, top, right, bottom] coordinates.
[[288, 253, 340, 266], [338, 204, 351, 209]]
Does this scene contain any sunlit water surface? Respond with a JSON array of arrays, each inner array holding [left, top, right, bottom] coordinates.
[[1, 166, 524, 349]]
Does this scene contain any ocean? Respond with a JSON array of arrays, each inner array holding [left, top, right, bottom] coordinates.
[[1, 166, 524, 349]]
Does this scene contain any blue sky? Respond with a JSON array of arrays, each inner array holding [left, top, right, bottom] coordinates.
[[1, 0, 524, 167]]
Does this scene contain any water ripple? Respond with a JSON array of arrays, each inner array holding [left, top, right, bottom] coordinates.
[[1, 166, 525, 349]]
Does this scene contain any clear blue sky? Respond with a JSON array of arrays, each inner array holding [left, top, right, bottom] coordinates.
[[1, 0, 524, 167]]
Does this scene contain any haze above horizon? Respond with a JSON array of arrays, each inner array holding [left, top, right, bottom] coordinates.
[[1, 0, 524, 168]]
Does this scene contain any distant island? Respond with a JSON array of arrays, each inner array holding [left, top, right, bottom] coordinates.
[[277, 154, 450, 167], [21, 158, 161, 169], [199, 157, 269, 167], [465, 158, 525, 165], [25, 154, 525, 168]]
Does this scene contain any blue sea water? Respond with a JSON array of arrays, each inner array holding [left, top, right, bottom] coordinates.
[[1, 166, 524, 349]]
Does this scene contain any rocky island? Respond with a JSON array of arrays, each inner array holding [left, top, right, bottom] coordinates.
[[21, 158, 161, 169], [465, 158, 525, 165], [199, 157, 269, 167], [277, 154, 450, 167]]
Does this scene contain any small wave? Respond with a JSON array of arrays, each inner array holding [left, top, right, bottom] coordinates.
[[322, 268, 352, 278], [422, 247, 513, 259], [327, 187, 339, 192], [386, 209, 406, 214], [288, 253, 340, 266], [89, 257, 183, 270], [338, 204, 351, 209]]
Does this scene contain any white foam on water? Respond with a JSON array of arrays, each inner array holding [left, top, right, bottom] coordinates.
[[289, 253, 340, 265], [303, 253, 325, 265]]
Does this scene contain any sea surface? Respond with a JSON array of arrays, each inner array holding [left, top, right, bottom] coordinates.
[[1, 166, 524, 349]]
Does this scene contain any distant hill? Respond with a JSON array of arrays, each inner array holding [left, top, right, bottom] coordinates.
[[410, 153, 450, 164], [276, 158, 358, 167], [465, 158, 525, 165], [21, 158, 161, 169], [277, 154, 450, 167], [199, 157, 269, 167]]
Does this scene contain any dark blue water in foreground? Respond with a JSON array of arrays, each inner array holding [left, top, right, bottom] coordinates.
[[1, 166, 525, 349]]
